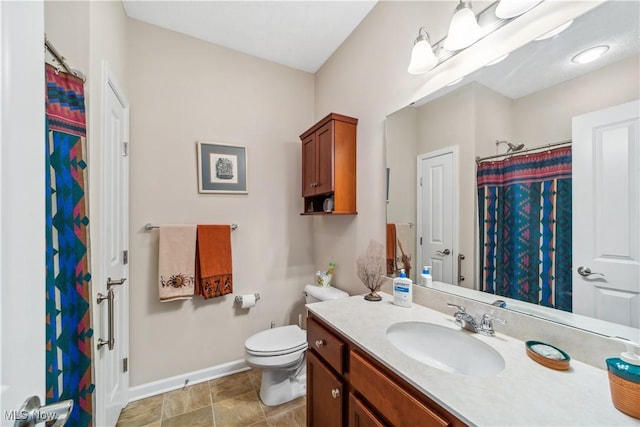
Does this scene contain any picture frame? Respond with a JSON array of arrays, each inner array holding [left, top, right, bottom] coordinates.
[[197, 141, 248, 194]]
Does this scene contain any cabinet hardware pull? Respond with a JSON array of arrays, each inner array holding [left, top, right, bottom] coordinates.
[[315, 339, 325, 348], [331, 388, 340, 399]]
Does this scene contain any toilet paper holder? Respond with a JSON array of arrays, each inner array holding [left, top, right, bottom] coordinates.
[[235, 293, 261, 304]]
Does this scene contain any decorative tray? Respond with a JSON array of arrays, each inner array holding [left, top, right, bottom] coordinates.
[[525, 340, 571, 370]]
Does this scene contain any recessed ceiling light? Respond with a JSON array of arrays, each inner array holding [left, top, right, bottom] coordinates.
[[447, 77, 464, 86], [571, 45, 610, 64], [535, 20, 573, 41], [485, 53, 509, 66]]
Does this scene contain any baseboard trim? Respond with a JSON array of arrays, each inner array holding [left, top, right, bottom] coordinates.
[[128, 359, 250, 402]]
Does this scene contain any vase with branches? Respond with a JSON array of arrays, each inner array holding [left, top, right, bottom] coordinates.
[[357, 240, 386, 301]]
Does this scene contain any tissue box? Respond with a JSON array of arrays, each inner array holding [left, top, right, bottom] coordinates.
[[606, 358, 640, 419]]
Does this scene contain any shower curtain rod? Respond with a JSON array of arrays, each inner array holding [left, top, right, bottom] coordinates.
[[45, 35, 85, 81], [475, 139, 571, 163]]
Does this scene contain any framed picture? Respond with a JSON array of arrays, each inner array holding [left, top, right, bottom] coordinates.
[[197, 142, 248, 194]]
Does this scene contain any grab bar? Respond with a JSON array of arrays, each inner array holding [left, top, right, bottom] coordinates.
[[458, 253, 465, 284]]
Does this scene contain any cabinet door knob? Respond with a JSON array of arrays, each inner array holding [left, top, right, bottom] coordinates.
[[331, 388, 340, 399], [315, 339, 325, 348]]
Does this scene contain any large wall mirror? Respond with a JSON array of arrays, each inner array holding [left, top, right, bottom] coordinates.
[[386, 0, 639, 341]]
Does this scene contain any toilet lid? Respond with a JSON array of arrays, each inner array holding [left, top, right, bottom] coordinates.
[[245, 325, 307, 356]]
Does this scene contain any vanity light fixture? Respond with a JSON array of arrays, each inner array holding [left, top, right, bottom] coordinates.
[[444, 1, 482, 51], [495, 0, 541, 19], [535, 20, 573, 41], [407, 27, 438, 74], [571, 45, 609, 64]]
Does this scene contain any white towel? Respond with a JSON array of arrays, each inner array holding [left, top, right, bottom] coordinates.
[[158, 224, 197, 302], [395, 223, 412, 272]]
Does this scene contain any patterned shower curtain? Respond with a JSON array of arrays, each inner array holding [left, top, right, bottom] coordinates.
[[45, 64, 94, 426], [477, 146, 572, 312]]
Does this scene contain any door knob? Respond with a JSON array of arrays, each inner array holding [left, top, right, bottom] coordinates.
[[14, 396, 73, 427], [331, 388, 340, 399], [436, 249, 451, 256], [577, 266, 605, 278]]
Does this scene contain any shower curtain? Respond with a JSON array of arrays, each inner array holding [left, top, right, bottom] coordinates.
[[45, 64, 94, 426], [477, 146, 572, 312]]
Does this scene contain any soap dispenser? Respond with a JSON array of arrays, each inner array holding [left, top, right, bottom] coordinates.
[[419, 266, 433, 287], [393, 269, 413, 307], [605, 337, 640, 419]]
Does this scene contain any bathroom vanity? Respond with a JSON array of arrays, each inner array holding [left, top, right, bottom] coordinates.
[[307, 314, 465, 427], [306, 294, 640, 426]]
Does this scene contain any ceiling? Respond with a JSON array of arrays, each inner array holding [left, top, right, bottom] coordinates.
[[122, 1, 378, 73], [418, 0, 640, 105]]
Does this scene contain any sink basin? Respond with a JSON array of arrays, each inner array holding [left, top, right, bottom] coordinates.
[[386, 322, 505, 376]]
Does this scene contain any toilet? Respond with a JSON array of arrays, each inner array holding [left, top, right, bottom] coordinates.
[[244, 284, 349, 406]]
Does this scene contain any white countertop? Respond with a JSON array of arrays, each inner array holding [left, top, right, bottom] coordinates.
[[306, 293, 640, 427]]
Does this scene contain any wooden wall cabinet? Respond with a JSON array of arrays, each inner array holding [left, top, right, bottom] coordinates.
[[300, 113, 357, 215], [306, 315, 465, 427]]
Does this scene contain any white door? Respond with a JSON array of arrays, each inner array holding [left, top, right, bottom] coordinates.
[[95, 65, 130, 427], [0, 1, 51, 425], [417, 147, 457, 284], [572, 100, 640, 328]]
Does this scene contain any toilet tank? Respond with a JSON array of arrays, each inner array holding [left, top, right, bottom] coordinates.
[[304, 284, 349, 303]]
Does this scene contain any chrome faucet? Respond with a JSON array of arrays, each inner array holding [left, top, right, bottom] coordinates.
[[447, 303, 506, 336]]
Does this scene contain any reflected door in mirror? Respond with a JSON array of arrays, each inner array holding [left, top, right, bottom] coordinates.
[[418, 149, 456, 284], [572, 100, 640, 328]]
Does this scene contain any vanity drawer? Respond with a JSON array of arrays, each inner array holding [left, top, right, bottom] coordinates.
[[350, 351, 450, 427], [307, 316, 345, 374]]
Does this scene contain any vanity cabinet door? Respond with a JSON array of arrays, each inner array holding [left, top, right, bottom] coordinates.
[[307, 350, 344, 427], [307, 316, 345, 374], [348, 393, 385, 427], [350, 351, 451, 427]]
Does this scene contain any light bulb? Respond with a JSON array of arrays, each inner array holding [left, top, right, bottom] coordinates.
[[495, 0, 541, 19], [408, 31, 438, 74], [444, 4, 482, 51]]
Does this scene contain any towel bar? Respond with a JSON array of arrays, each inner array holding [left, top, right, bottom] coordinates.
[[144, 223, 238, 231]]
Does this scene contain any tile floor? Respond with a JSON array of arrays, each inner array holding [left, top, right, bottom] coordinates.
[[116, 369, 306, 427]]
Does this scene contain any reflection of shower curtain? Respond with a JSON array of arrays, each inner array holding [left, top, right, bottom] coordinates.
[[477, 147, 572, 312], [45, 64, 93, 426]]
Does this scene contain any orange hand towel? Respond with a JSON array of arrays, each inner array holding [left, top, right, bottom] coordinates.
[[386, 224, 396, 274], [158, 225, 197, 302], [195, 225, 233, 299]]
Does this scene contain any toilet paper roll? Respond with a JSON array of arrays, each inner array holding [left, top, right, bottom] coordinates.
[[240, 294, 256, 309]]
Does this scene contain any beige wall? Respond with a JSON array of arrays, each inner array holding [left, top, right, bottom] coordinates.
[[416, 85, 475, 284], [126, 19, 315, 386], [512, 54, 640, 145]]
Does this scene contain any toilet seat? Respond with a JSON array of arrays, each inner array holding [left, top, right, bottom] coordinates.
[[245, 347, 306, 369], [245, 325, 307, 357]]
